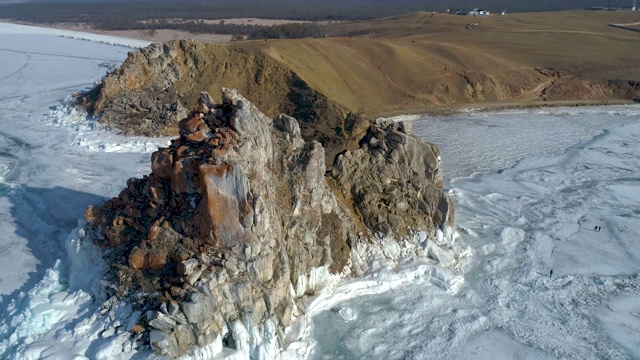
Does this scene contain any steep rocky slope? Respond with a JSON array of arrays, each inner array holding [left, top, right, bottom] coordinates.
[[85, 88, 463, 358]]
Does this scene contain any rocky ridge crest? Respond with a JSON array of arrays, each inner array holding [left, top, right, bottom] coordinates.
[[85, 88, 464, 358]]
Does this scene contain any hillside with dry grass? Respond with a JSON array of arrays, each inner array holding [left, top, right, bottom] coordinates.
[[257, 10, 640, 116], [82, 11, 640, 164]]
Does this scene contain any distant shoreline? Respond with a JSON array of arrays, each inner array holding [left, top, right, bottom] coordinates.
[[0, 19, 235, 43], [378, 99, 639, 118]]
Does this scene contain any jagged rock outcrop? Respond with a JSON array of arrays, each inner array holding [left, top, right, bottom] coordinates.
[[86, 88, 463, 358], [331, 118, 454, 239]]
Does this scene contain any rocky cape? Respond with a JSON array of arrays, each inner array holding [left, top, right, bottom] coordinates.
[[76, 13, 640, 166], [83, 88, 466, 358]]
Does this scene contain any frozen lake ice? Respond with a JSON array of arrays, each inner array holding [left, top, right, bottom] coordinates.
[[0, 23, 158, 301]]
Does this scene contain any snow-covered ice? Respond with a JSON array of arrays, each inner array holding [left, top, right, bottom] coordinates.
[[0, 22, 150, 48], [2, 20, 640, 360], [411, 107, 640, 183], [0, 22, 159, 299]]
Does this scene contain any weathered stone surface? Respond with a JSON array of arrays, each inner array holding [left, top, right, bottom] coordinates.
[[179, 114, 211, 143], [151, 150, 173, 180], [330, 118, 453, 239], [180, 293, 216, 325], [148, 219, 162, 241], [190, 162, 253, 247], [128, 246, 147, 270], [170, 157, 201, 195], [174, 324, 196, 354], [148, 250, 168, 272], [87, 88, 462, 359], [150, 330, 178, 358], [178, 258, 199, 276], [148, 311, 177, 332]]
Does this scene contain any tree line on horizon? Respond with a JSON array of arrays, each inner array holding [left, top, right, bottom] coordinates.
[[124, 20, 327, 40]]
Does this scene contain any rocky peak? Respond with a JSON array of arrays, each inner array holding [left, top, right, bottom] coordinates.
[[85, 88, 463, 358]]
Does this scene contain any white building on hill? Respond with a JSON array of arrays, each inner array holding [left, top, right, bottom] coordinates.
[[469, 8, 490, 16]]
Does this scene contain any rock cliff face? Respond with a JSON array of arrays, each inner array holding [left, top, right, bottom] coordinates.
[[331, 118, 454, 239], [86, 88, 463, 358]]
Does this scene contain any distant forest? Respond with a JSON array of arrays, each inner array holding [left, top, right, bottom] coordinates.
[[1, 0, 636, 39]]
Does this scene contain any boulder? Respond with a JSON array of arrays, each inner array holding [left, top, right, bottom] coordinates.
[[151, 149, 173, 180], [178, 258, 199, 276], [128, 246, 148, 270], [330, 119, 453, 238], [148, 250, 168, 271], [178, 114, 211, 143]]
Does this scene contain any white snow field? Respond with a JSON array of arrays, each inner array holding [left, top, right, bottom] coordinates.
[[2, 21, 640, 360]]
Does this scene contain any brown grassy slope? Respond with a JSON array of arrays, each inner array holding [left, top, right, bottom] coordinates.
[[254, 11, 640, 116]]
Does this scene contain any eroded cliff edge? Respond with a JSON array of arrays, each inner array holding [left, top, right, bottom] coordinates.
[[84, 88, 465, 358]]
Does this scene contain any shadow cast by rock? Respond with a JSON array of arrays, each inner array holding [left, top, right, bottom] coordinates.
[[0, 185, 106, 307]]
